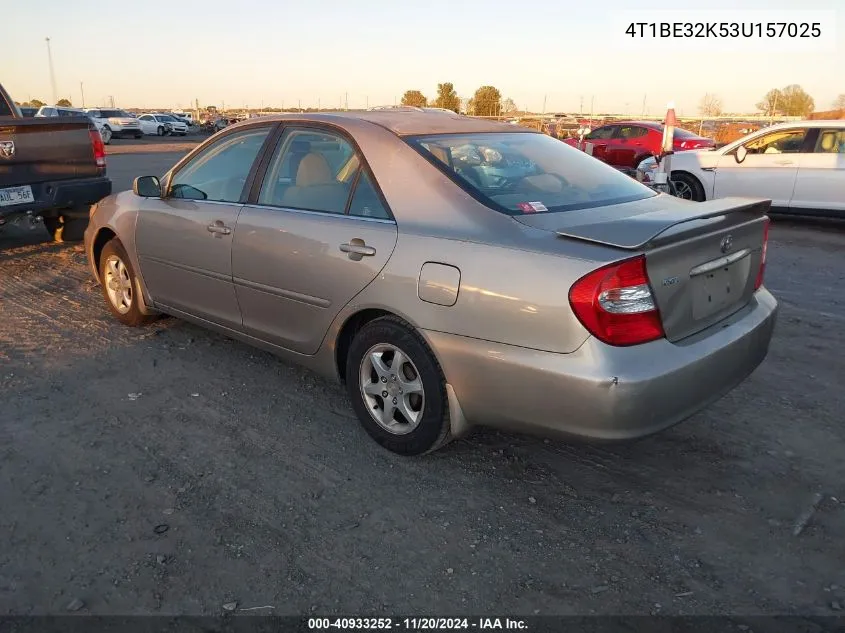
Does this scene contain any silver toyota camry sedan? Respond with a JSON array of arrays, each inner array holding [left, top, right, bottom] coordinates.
[[84, 108, 778, 455]]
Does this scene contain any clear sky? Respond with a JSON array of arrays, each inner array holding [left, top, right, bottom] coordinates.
[[5, 0, 843, 114]]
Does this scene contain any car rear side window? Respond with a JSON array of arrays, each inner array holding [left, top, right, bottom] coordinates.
[[348, 170, 391, 220], [258, 128, 361, 215], [408, 132, 656, 215], [814, 129, 845, 154], [617, 126, 648, 139], [0, 99, 13, 117], [168, 127, 272, 202]]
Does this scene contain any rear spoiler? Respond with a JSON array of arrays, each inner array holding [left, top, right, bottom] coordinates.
[[555, 198, 771, 250]]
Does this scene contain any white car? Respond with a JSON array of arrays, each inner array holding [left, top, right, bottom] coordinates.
[[35, 105, 113, 144], [137, 113, 188, 136], [636, 120, 845, 218], [85, 108, 143, 139]]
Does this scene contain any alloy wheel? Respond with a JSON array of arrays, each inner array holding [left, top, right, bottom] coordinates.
[[359, 343, 425, 435], [104, 255, 133, 314]]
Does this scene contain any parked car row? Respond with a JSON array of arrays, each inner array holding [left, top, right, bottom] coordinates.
[[34, 105, 116, 144], [35, 106, 194, 142]]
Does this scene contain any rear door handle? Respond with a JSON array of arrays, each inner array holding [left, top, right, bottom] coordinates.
[[340, 241, 376, 258], [207, 221, 232, 236]]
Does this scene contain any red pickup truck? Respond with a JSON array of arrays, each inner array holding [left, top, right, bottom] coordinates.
[[564, 120, 714, 172]]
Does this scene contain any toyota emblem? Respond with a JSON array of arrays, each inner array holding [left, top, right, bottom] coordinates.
[[720, 234, 733, 253]]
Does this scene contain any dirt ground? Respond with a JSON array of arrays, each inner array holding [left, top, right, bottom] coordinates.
[[0, 149, 843, 617]]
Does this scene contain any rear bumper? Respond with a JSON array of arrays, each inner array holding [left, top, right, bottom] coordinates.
[[423, 288, 778, 441], [0, 177, 112, 220]]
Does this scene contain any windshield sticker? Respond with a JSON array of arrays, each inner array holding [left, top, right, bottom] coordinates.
[[518, 201, 548, 213]]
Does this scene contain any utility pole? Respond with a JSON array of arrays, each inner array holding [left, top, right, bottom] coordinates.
[[109, 95, 115, 108], [542, 94, 547, 115], [345, 92, 348, 110], [298, 99, 301, 111], [366, 96, 369, 109], [80, 82, 85, 108], [642, 94, 647, 116], [318, 97, 321, 111], [45, 37, 58, 104]]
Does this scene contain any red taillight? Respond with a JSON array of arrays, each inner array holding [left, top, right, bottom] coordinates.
[[569, 255, 665, 347], [89, 128, 106, 169], [755, 217, 770, 290]]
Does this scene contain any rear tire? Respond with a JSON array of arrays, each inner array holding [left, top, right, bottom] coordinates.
[[98, 238, 155, 327], [134, 132, 143, 139], [101, 126, 112, 145], [44, 213, 88, 242], [670, 172, 705, 202], [346, 316, 452, 456]]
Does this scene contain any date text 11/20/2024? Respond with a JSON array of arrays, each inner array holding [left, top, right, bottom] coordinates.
[[308, 617, 528, 630]]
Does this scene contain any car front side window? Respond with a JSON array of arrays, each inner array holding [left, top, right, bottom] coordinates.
[[258, 128, 361, 214], [168, 127, 272, 203], [745, 129, 808, 155], [586, 126, 614, 141]]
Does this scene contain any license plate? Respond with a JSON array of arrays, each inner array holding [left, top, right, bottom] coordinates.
[[691, 257, 751, 320], [0, 185, 35, 207]]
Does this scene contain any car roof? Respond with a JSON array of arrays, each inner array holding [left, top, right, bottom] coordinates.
[[229, 108, 533, 137], [762, 119, 845, 129]]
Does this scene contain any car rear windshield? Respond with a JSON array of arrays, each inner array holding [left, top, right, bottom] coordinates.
[[408, 132, 656, 214], [674, 128, 703, 139]]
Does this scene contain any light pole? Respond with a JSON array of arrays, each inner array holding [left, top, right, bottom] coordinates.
[[45, 37, 58, 104], [80, 82, 85, 108]]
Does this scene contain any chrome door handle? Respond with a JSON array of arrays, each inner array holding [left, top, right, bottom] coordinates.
[[207, 222, 231, 236], [340, 241, 376, 257]]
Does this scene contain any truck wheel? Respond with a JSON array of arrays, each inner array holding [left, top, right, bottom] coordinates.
[[99, 238, 155, 327], [43, 214, 88, 243], [100, 126, 112, 144]]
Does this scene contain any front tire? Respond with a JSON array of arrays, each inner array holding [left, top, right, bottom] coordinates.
[[156, 126, 165, 136], [670, 172, 706, 202], [98, 239, 155, 327], [346, 316, 452, 456]]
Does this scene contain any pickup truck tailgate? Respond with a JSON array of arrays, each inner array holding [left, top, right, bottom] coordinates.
[[0, 118, 98, 188]]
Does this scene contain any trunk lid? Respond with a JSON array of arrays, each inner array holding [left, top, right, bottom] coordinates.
[[514, 195, 770, 342], [0, 118, 99, 188]]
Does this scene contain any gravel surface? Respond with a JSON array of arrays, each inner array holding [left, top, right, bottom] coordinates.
[[0, 150, 843, 616]]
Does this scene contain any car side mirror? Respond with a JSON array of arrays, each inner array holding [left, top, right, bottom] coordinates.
[[735, 145, 748, 164], [133, 176, 161, 198]]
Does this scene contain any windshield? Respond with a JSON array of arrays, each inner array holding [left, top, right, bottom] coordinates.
[[408, 132, 656, 215], [158, 115, 176, 122], [100, 109, 130, 118]]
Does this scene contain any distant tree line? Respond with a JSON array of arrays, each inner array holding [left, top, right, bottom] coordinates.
[[400, 83, 519, 116]]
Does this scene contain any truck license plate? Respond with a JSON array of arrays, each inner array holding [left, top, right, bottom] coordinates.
[[0, 185, 35, 207]]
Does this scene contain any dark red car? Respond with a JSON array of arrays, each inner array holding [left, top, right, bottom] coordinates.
[[563, 121, 715, 171]]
